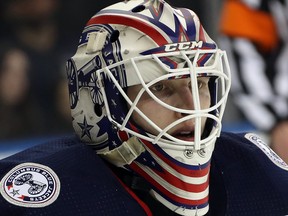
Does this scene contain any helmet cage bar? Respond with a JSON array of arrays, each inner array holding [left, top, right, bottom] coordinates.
[[97, 49, 230, 150], [184, 50, 202, 149]]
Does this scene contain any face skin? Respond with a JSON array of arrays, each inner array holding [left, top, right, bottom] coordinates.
[[127, 77, 211, 141], [0, 49, 30, 106]]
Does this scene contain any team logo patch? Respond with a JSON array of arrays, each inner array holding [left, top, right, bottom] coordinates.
[[245, 133, 288, 170], [0, 163, 61, 208]]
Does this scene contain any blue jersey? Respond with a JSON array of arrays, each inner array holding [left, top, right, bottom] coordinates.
[[0, 132, 287, 216]]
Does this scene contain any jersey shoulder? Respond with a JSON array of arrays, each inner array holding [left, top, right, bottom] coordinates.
[[0, 136, 148, 215], [216, 132, 288, 171], [210, 132, 288, 216]]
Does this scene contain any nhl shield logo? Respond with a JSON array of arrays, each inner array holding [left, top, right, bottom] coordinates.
[[0, 163, 61, 208]]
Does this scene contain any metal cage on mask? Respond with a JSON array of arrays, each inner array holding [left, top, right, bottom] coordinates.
[[96, 49, 230, 152]]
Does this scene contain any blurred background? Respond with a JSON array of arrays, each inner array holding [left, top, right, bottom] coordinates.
[[0, 0, 251, 159]]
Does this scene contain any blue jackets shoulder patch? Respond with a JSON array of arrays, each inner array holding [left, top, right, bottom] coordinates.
[[0, 136, 149, 216]]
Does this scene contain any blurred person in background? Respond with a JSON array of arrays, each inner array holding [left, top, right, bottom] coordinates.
[[0, 0, 74, 137], [219, 0, 288, 163], [0, 0, 205, 140], [0, 43, 46, 140], [50, 75, 74, 135]]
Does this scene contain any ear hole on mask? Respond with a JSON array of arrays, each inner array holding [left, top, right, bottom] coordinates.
[[94, 104, 103, 116], [131, 5, 146, 13], [110, 30, 120, 43]]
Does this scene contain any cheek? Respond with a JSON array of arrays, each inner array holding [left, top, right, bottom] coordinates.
[[132, 100, 172, 132]]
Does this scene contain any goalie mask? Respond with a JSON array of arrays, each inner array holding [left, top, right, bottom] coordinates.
[[66, 0, 231, 215]]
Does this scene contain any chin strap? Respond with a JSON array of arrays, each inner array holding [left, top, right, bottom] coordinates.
[[98, 136, 145, 167]]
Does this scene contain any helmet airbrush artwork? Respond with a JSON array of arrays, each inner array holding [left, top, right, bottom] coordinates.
[[66, 0, 231, 215]]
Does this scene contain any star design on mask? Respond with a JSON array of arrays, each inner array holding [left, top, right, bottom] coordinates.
[[137, 153, 162, 171], [112, 140, 118, 147], [143, 157, 156, 167], [78, 116, 94, 139], [111, 99, 117, 107], [120, 116, 125, 123], [10, 189, 20, 197]]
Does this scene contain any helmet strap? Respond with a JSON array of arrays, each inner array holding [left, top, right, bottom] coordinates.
[[98, 136, 145, 167]]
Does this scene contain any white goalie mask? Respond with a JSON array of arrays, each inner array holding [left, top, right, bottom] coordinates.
[[66, 0, 231, 215]]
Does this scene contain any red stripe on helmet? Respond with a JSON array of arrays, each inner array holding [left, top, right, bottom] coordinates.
[[142, 139, 211, 178], [86, 14, 169, 46], [198, 25, 206, 42], [130, 162, 209, 206], [152, 167, 209, 193]]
